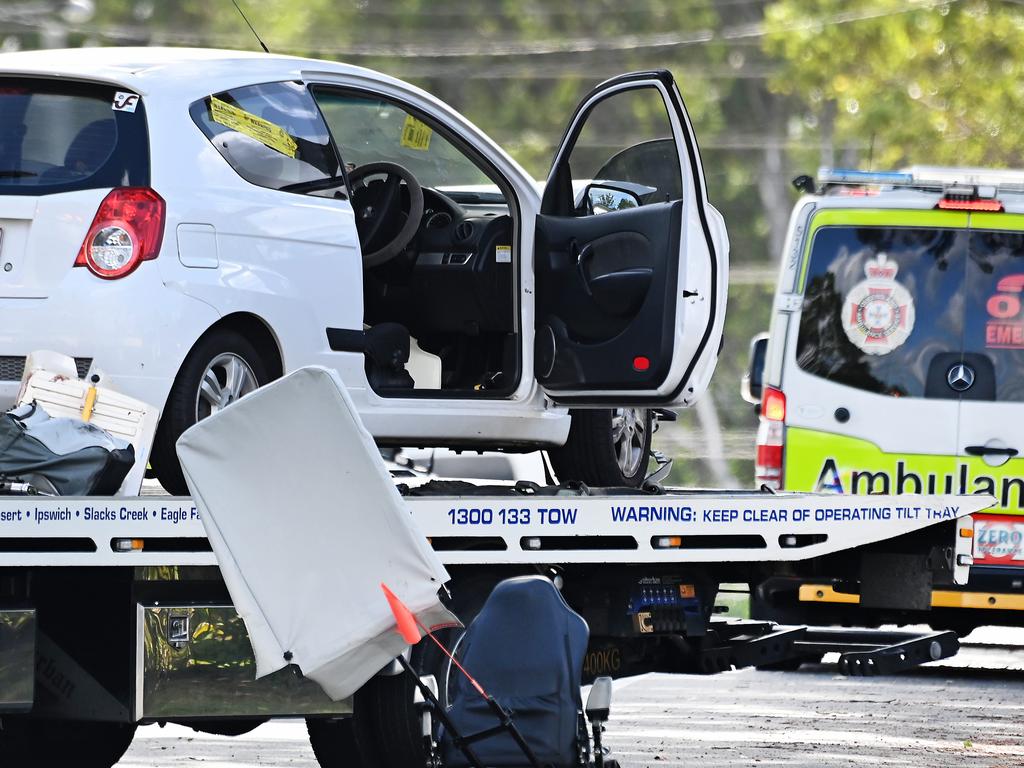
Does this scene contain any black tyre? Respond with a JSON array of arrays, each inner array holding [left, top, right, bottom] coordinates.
[[548, 408, 653, 487], [0, 717, 136, 768], [307, 716, 368, 768], [151, 330, 269, 495], [352, 670, 426, 768], [350, 580, 493, 768], [935, 621, 978, 639], [352, 636, 473, 768]]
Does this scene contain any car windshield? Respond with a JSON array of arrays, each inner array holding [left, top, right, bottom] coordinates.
[[0, 77, 149, 195], [312, 90, 493, 190]]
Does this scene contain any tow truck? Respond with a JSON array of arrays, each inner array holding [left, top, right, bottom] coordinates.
[[0, 466, 988, 767]]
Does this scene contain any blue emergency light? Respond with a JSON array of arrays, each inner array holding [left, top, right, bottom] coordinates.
[[817, 168, 914, 186]]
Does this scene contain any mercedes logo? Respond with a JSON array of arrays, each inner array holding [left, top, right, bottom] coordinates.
[[947, 363, 976, 392]]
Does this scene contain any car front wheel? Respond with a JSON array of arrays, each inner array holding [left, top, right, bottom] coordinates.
[[151, 330, 269, 495], [547, 407, 653, 488]]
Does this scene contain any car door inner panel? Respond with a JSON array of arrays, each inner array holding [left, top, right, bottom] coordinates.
[[535, 200, 682, 391]]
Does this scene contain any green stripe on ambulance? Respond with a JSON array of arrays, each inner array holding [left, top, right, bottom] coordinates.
[[785, 427, 1024, 516]]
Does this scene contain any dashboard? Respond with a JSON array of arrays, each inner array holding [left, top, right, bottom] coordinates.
[[365, 188, 515, 338]]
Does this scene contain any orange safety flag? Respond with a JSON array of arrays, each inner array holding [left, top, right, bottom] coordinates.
[[381, 583, 488, 699], [381, 583, 422, 645]]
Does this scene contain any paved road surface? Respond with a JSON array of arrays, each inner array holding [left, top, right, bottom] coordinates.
[[119, 628, 1024, 768]]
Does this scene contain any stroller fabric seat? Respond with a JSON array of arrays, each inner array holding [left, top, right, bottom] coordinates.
[[442, 576, 589, 767]]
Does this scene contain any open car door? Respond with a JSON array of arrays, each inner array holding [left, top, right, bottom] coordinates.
[[535, 70, 728, 406]]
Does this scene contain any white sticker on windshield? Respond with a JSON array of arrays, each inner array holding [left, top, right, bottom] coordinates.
[[842, 253, 915, 356], [112, 92, 140, 113]]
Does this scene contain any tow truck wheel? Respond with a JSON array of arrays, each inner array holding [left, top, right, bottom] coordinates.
[[152, 330, 270, 495], [307, 716, 369, 768], [352, 671, 425, 768], [548, 408, 653, 487], [351, 579, 496, 768], [0, 717, 136, 768]]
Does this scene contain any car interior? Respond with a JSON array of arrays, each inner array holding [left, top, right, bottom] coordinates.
[[313, 89, 521, 398]]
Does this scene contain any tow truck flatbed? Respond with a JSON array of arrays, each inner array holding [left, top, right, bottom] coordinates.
[[0, 486, 985, 569]]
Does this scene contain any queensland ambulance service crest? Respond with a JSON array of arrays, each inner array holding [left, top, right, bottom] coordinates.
[[843, 253, 915, 355]]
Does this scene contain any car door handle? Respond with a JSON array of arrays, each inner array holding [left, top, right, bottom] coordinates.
[[572, 241, 595, 296], [965, 445, 1019, 457]]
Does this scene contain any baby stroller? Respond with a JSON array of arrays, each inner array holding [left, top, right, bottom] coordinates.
[[400, 576, 619, 768]]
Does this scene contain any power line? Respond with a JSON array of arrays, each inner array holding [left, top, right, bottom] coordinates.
[[341, 0, 768, 18], [0, 0, 963, 58]]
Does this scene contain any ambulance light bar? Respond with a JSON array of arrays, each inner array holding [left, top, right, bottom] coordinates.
[[817, 168, 913, 186], [904, 165, 1024, 190], [818, 166, 1024, 194]]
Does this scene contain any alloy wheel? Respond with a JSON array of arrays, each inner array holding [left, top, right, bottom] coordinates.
[[611, 407, 647, 478], [195, 352, 259, 420]]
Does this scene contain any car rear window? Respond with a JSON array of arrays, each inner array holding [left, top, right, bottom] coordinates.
[[0, 77, 149, 195], [190, 81, 340, 192], [796, 225, 967, 398]]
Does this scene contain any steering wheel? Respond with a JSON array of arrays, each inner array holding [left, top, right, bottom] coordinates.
[[348, 162, 424, 268]]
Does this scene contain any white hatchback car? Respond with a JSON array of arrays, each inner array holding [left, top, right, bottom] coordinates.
[[0, 48, 728, 494]]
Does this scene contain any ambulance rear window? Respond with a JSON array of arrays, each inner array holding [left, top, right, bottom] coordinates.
[[796, 226, 966, 398], [965, 229, 1024, 402]]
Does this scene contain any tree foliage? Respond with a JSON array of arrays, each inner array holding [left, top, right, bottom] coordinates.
[[764, 0, 1024, 168]]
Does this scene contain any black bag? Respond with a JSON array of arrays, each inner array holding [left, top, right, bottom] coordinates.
[[0, 403, 135, 495]]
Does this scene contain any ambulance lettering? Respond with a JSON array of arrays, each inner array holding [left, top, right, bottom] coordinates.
[[812, 457, 1024, 509], [985, 273, 1024, 350]]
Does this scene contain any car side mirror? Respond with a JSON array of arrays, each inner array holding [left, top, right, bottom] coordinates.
[[741, 333, 769, 405], [585, 184, 641, 215], [585, 675, 613, 723]]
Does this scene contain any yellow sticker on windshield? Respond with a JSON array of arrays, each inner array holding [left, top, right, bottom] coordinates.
[[209, 97, 298, 159], [400, 115, 432, 151]]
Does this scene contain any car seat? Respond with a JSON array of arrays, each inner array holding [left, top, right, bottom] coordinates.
[[40, 119, 116, 182], [440, 576, 591, 768]]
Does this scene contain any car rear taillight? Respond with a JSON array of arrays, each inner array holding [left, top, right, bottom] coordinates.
[[755, 386, 786, 490], [74, 187, 165, 279]]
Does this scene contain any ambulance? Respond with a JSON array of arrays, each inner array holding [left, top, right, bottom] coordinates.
[[745, 167, 1024, 634]]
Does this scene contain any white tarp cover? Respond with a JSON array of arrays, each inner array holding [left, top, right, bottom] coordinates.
[[176, 366, 458, 700]]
